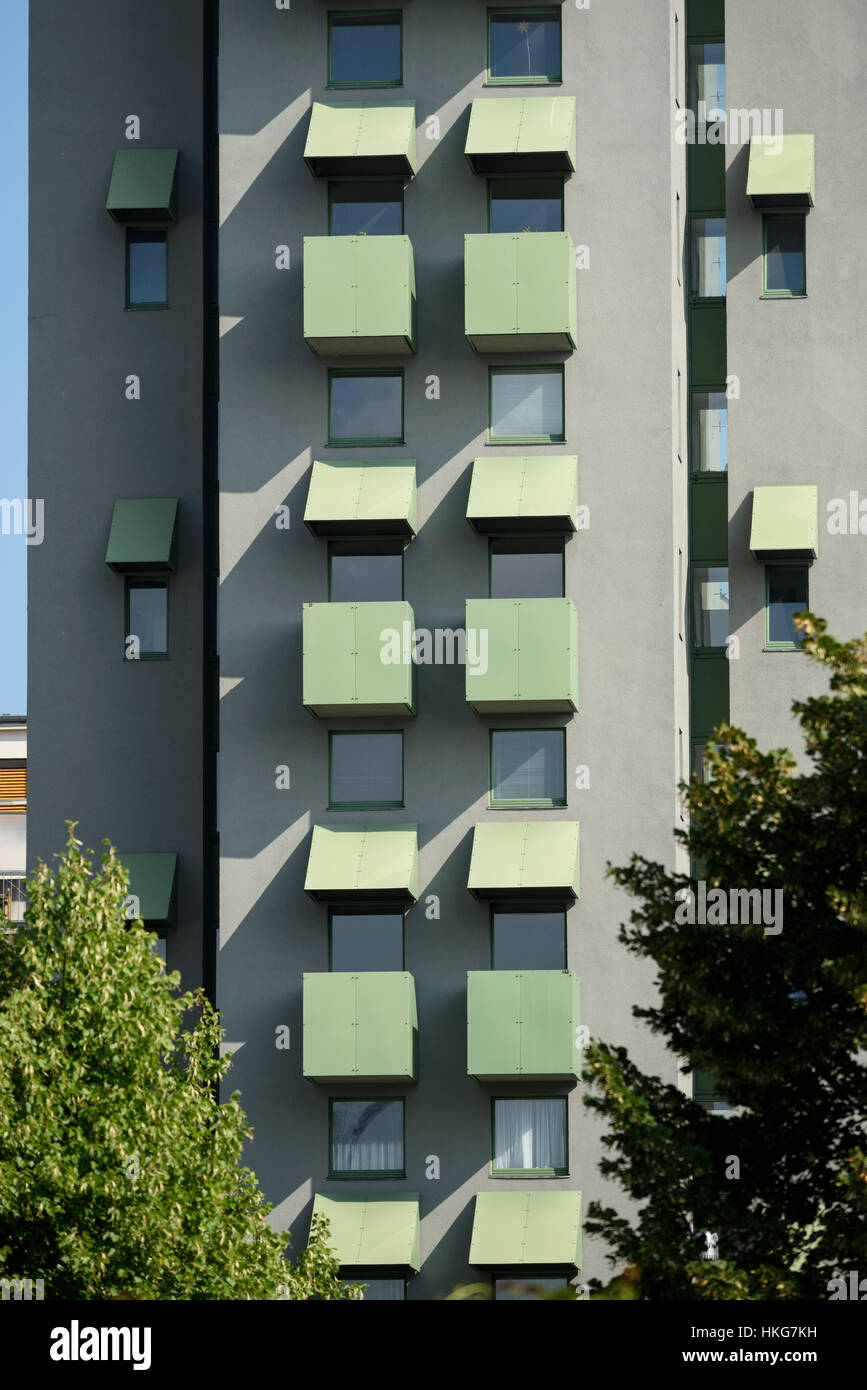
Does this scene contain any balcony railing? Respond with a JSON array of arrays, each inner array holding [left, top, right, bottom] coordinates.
[[0, 873, 26, 923]]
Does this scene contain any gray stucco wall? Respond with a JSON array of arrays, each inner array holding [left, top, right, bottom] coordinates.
[[727, 0, 867, 758], [28, 1, 208, 990], [219, 0, 687, 1294]]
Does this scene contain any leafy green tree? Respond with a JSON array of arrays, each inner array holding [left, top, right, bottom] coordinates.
[[584, 618, 867, 1299], [0, 827, 360, 1300]]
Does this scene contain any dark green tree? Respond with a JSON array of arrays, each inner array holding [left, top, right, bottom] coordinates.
[[0, 827, 360, 1300], [584, 618, 867, 1299]]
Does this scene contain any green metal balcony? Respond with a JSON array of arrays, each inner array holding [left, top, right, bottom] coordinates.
[[303, 972, 418, 1083], [465, 232, 577, 353], [467, 970, 580, 1081], [302, 601, 416, 717], [303, 235, 416, 355], [465, 598, 578, 714]]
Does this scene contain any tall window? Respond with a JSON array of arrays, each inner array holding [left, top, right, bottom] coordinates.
[[492, 1097, 568, 1175], [330, 1098, 404, 1177], [329, 541, 403, 601], [488, 10, 562, 84], [329, 732, 403, 808], [330, 911, 404, 971], [763, 216, 806, 297], [488, 179, 564, 233], [125, 580, 168, 659], [690, 218, 726, 298], [330, 181, 404, 236], [766, 567, 808, 649], [491, 729, 566, 807], [489, 367, 564, 444], [329, 370, 403, 445], [328, 11, 402, 88], [492, 909, 566, 970], [126, 230, 167, 309], [691, 566, 729, 650], [689, 42, 725, 116], [489, 539, 564, 598], [690, 391, 728, 473]]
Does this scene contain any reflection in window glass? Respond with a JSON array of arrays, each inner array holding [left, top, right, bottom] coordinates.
[[691, 392, 728, 472], [492, 910, 566, 970], [764, 216, 806, 295], [489, 179, 563, 233], [490, 369, 564, 442], [329, 545, 403, 602], [691, 218, 726, 297], [330, 912, 404, 971], [491, 729, 565, 804], [692, 567, 729, 649], [330, 182, 403, 236], [767, 567, 807, 646], [490, 539, 563, 599], [127, 582, 168, 656], [329, 372, 403, 444], [689, 42, 725, 116], [127, 230, 167, 307], [329, 13, 402, 87], [330, 732, 403, 807], [493, 1097, 567, 1172], [489, 11, 562, 81], [331, 1098, 404, 1175]]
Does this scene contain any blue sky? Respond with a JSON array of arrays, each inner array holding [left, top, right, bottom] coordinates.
[[0, 3, 27, 715]]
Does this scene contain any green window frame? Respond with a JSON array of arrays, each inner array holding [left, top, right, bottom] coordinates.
[[488, 365, 565, 445], [328, 540, 405, 602], [765, 565, 808, 651], [490, 1096, 569, 1178], [762, 215, 807, 298], [327, 10, 403, 90], [125, 229, 168, 310], [487, 177, 565, 233], [329, 1097, 406, 1180], [489, 728, 567, 808], [487, 8, 563, 86], [691, 564, 729, 653], [328, 731, 404, 810], [124, 578, 169, 660], [490, 906, 568, 970], [328, 908, 406, 972], [328, 180, 405, 236], [328, 369, 404, 446]]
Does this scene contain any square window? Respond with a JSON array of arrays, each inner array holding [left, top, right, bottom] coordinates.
[[766, 566, 808, 648], [491, 729, 566, 806], [492, 1097, 567, 1175], [126, 230, 167, 308], [330, 732, 403, 808], [488, 10, 562, 84], [490, 538, 563, 599], [329, 11, 402, 88], [489, 368, 564, 444], [125, 581, 168, 659], [691, 566, 729, 650], [329, 371, 403, 445], [763, 216, 806, 297], [330, 1098, 405, 1177], [330, 181, 404, 236], [494, 1276, 569, 1300], [341, 1277, 406, 1300], [690, 218, 726, 298], [690, 391, 728, 473], [492, 908, 566, 970], [329, 541, 403, 602], [330, 911, 404, 971], [488, 178, 564, 233], [689, 42, 725, 117]]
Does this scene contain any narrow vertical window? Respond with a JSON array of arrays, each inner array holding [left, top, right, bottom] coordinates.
[[766, 567, 808, 648], [126, 230, 167, 308], [125, 580, 168, 659], [763, 216, 806, 297]]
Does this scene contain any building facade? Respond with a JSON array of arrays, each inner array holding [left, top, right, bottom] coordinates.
[[28, 0, 867, 1298]]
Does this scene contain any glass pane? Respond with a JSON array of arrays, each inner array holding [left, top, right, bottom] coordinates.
[[489, 179, 563, 233], [128, 232, 166, 305], [490, 539, 563, 598], [330, 373, 402, 443], [331, 1098, 404, 1174], [490, 12, 561, 80], [492, 910, 566, 970], [331, 732, 402, 805], [768, 567, 807, 645], [765, 217, 806, 294], [330, 15, 401, 85], [128, 584, 167, 654], [691, 391, 728, 472], [689, 42, 725, 116], [345, 1278, 405, 1300], [495, 1277, 568, 1300], [331, 912, 403, 971], [490, 370, 563, 441], [691, 218, 726, 297], [692, 567, 729, 648], [330, 182, 403, 236], [492, 730, 565, 802], [330, 549, 402, 602], [692, 743, 713, 784], [493, 1097, 567, 1171]]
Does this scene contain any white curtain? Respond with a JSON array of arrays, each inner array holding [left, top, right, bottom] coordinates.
[[494, 1098, 566, 1171], [333, 1100, 402, 1172]]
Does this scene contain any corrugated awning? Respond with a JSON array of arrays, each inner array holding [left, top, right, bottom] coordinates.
[[117, 853, 178, 926], [105, 499, 178, 573], [747, 135, 815, 209], [304, 102, 417, 177], [749, 485, 818, 559], [305, 825, 418, 904], [106, 149, 179, 223], [465, 96, 576, 173], [311, 1193, 421, 1271], [304, 460, 417, 537], [468, 821, 580, 900], [467, 456, 578, 534], [469, 1191, 582, 1270]]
